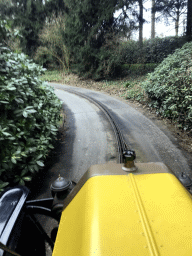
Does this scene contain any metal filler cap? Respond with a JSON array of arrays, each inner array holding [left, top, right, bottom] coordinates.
[[122, 150, 137, 172], [50, 175, 72, 193], [178, 172, 192, 189]]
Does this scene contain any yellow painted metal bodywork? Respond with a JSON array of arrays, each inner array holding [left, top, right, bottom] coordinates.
[[53, 171, 192, 256]]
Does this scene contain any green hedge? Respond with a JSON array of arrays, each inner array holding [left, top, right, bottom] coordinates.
[[0, 45, 62, 191], [121, 63, 158, 75], [142, 41, 192, 131], [122, 36, 188, 64]]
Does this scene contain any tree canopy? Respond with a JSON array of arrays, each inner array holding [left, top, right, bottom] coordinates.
[[1, 0, 192, 79], [0, 0, 67, 56], [62, 0, 143, 77], [155, 0, 187, 36]]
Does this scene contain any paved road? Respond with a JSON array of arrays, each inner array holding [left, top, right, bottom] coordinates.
[[53, 89, 117, 183], [52, 83, 191, 179]]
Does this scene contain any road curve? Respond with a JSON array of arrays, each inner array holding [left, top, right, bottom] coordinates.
[[51, 83, 191, 180], [53, 89, 117, 183]]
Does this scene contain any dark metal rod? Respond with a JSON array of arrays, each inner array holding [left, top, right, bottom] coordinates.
[[25, 205, 57, 219], [26, 198, 53, 208], [0, 241, 21, 256], [27, 213, 54, 250]]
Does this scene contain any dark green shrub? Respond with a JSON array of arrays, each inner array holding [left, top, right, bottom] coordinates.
[[34, 46, 57, 69], [78, 34, 125, 80], [121, 63, 158, 76], [142, 41, 192, 131], [94, 38, 123, 80], [121, 40, 141, 64], [0, 43, 61, 191], [143, 36, 188, 63], [122, 36, 188, 65]]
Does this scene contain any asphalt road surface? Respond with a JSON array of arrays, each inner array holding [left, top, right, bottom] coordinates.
[[52, 83, 191, 180], [53, 89, 117, 183]]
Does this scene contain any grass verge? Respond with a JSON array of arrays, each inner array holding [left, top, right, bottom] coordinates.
[[41, 70, 147, 102], [41, 70, 65, 82]]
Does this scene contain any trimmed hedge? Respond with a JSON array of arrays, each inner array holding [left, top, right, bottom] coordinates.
[[0, 44, 62, 191], [122, 36, 188, 64], [142, 41, 192, 131], [121, 63, 158, 76]]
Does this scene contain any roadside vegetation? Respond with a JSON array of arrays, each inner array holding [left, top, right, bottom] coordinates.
[[1, 0, 192, 190], [143, 41, 192, 131], [41, 38, 192, 135], [0, 21, 62, 191]]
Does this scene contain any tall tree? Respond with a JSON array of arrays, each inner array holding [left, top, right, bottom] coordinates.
[[45, 0, 68, 18], [155, 0, 187, 36], [117, 0, 145, 44], [63, 0, 138, 76], [151, 0, 155, 38], [186, 0, 192, 36], [0, 0, 67, 56], [138, 0, 144, 45], [0, 0, 46, 55], [115, 0, 139, 40]]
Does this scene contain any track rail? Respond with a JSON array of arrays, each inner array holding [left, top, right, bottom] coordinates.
[[63, 89, 130, 163]]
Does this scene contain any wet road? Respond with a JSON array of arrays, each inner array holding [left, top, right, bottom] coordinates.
[[53, 89, 117, 183], [52, 83, 191, 180]]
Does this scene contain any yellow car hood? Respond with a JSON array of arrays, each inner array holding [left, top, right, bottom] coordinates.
[[53, 162, 192, 256]]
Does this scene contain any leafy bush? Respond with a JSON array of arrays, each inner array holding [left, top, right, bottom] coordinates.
[[0, 20, 22, 53], [34, 14, 70, 72], [94, 34, 124, 80], [143, 37, 188, 63], [34, 46, 56, 69], [121, 63, 158, 76], [142, 41, 192, 131], [73, 33, 125, 80], [122, 36, 188, 65], [0, 45, 62, 191], [121, 40, 141, 64]]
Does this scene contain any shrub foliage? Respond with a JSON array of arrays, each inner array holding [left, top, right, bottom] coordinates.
[[122, 36, 188, 65], [0, 28, 62, 190], [121, 63, 158, 76], [35, 13, 70, 72], [89, 36, 188, 79], [93, 33, 124, 80], [142, 41, 192, 131]]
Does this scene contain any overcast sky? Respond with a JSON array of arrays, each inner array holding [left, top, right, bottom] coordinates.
[[142, 1, 186, 39]]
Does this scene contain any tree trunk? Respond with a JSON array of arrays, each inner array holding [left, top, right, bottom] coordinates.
[[187, 0, 192, 36], [175, 9, 179, 36], [26, 0, 32, 14], [138, 0, 143, 46], [151, 0, 155, 38]]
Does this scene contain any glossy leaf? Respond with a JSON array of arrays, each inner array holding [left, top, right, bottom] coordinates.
[[36, 161, 44, 167]]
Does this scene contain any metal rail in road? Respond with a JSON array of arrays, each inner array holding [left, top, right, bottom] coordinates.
[[62, 88, 130, 163]]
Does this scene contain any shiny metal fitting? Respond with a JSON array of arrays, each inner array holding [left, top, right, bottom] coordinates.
[[122, 150, 137, 172]]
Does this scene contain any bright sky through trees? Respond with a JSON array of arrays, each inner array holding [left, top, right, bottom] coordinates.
[[143, 1, 186, 39], [115, 0, 186, 40]]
